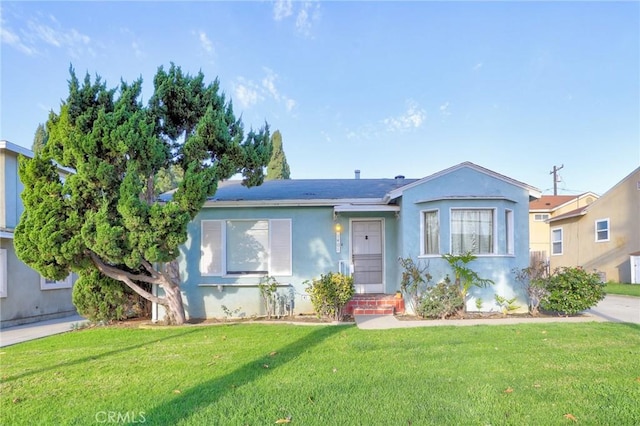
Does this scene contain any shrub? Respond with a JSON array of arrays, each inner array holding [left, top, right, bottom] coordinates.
[[259, 275, 279, 319], [398, 257, 432, 314], [540, 266, 606, 315], [72, 269, 129, 323], [305, 272, 354, 321], [513, 261, 550, 316], [417, 277, 464, 319]]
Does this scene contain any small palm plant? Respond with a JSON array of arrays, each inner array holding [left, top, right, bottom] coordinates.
[[442, 251, 494, 313]]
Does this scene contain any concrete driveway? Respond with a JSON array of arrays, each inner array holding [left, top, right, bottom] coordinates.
[[587, 294, 640, 324]]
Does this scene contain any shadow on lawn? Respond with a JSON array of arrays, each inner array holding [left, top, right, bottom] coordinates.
[[2, 329, 201, 383], [143, 324, 349, 425]]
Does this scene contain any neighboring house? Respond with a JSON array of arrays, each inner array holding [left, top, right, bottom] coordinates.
[[0, 140, 76, 328], [156, 162, 541, 320], [529, 192, 599, 262], [548, 167, 640, 283]]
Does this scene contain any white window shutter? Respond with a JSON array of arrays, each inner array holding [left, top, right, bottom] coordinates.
[[201, 220, 222, 275], [269, 219, 292, 276]]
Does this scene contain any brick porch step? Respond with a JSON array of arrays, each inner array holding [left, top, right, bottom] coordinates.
[[345, 294, 405, 316], [353, 306, 395, 316]]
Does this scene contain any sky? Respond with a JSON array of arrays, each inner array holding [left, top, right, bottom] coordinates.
[[1, 1, 639, 196]]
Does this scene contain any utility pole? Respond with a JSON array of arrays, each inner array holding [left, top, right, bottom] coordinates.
[[549, 164, 564, 195]]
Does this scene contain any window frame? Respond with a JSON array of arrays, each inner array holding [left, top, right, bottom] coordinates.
[[0, 249, 7, 298], [595, 218, 610, 242], [533, 213, 550, 222], [200, 218, 292, 277], [40, 274, 73, 290], [450, 208, 497, 255], [420, 209, 440, 256], [505, 209, 514, 255], [551, 227, 563, 255]]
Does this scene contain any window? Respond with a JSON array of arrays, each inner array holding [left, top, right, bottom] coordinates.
[[595, 219, 610, 242], [40, 275, 73, 290], [534, 213, 550, 221], [451, 209, 495, 254], [505, 209, 514, 255], [200, 219, 292, 276], [0, 249, 6, 298], [421, 210, 440, 255], [551, 228, 563, 255]]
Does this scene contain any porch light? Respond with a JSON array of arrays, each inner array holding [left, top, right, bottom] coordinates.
[[335, 223, 342, 253]]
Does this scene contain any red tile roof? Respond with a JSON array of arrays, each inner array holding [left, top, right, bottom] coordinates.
[[529, 195, 578, 211]]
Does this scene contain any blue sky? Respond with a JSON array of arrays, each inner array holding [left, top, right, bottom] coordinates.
[[1, 1, 638, 196]]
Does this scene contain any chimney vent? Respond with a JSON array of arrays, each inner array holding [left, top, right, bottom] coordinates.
[[355, 169, 361, 179]]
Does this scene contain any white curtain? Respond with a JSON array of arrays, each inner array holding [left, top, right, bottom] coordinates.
[[423, 211, 439, 255], [226, 220, 269, 273], [451, 209, 493, 254]]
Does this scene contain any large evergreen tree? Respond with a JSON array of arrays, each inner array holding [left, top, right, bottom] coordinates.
[[266, 130, 291, 180], [32, 123, 49, 154], [15, 64, 271, 324]]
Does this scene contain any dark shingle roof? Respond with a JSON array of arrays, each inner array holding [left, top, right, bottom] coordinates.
[[207, 178, 418, 202]]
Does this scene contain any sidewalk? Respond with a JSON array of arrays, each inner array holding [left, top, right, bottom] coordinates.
[[0, 315, 89, 347], [0, 296, 636, 345]]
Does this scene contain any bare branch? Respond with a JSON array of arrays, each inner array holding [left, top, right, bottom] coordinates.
[[90, 252, 165, 305]]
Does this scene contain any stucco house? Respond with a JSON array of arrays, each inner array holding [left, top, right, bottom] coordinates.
[[548, 166, 640, 283], [0, 140, 77, 328], [155, 161, 541, 321], [529, 192, 599, 262]]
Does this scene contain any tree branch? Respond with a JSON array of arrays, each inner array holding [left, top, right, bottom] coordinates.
[[90, 252, 165, 305]]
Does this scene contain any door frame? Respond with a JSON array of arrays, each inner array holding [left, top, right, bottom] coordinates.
[[349, 218, 385, 294]]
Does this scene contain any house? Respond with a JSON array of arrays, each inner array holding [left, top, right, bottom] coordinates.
[[547, 166, 640, 283], [157, 161, 541, 321], [529, 192, 599, 261], [0, 140, 77, 328]]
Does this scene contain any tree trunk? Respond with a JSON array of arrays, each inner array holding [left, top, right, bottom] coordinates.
[[159, 259, 186, 325]]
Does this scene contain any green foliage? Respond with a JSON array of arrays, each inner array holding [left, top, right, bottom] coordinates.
[[32, 123, 49, 154], [540, 266, 606, 315], [513, 261, 550, 316], [475, 297, 483, 311], [442, 252, 494, 311], [220, 305, 242, 320], [494, 294, 521, 315], [14, 63, 271, 324], [266, 130, 291, 180], [417, 277, 464, 319], [259, 275, 279, 319], [398, 257, 432, 314], [72, 269, 129, 323], [305, 272, 354, 320]]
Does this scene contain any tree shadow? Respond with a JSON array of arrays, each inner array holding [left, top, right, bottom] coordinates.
[[142, 324, 349, 424], [2, 328, 201, 382]]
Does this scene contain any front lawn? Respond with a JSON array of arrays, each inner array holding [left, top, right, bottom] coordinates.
[[1, 322, 639, 425], [606, 282, 640, 297]]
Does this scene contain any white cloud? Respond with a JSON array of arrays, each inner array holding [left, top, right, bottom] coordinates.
[[383, 101, 426, 132], [22, 17, 94, 59], [473, 62, 483, 71], [0, 24, 36, 55], [198, 30, 213, 54], [439, 101, 451, 116], [273, 0, 293, 21], [273, 0, 320, 37], [234, 79, 261, 109]]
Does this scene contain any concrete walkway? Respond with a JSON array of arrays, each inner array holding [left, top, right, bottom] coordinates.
[[0, 315, 89, 347], [355, 294, 640, 330], [0, 296, 637, 345]]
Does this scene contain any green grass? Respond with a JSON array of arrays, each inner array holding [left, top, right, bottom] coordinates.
[[606, 282, 640, 297], [1, 322, 639, 425]]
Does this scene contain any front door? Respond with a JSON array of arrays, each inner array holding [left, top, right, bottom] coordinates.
[[352, 220, 383, 293]]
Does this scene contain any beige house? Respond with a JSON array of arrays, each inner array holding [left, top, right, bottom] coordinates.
[[546, 167, 640, 283], [529, 192, 599, 261], [1, 140, 77, 327]]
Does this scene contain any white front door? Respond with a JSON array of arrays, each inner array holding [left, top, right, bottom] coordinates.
[[352, 220, 384, 293]]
